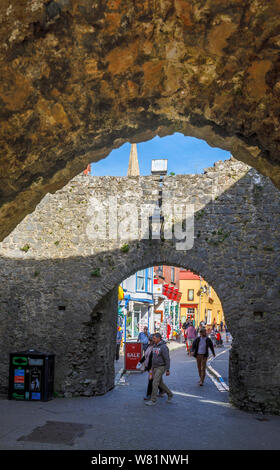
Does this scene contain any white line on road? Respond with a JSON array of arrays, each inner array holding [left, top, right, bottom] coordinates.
[[207, 347, 231, 392], [206, 370, 227, 392]]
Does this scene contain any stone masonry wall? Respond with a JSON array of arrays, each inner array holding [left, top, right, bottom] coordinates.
[[0, 157, 280, 413]]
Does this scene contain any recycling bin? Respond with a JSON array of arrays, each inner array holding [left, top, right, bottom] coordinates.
[[8, 349, 55, 401]]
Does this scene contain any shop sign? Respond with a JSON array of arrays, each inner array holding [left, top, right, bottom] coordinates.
[[153, 284, 162, 295], [124, 343, 142, 371]]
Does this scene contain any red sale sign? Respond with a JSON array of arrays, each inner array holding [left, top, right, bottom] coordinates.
[[124, 342, 142, 371]]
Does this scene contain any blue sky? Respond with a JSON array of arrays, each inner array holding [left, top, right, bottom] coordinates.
[[90, 132, 231, 176]]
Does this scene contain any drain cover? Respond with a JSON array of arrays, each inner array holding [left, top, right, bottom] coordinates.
[[17, 421, 92, 446]]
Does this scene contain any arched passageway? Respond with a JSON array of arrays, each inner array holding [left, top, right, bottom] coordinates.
[[1, 1, 280, 239], [0, 157, 279, 413]]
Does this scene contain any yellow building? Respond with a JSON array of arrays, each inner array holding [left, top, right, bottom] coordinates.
[[179, 270, 224, 329]]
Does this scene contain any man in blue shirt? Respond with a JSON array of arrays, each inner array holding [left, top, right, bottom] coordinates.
[[137, 326, 149, 351]]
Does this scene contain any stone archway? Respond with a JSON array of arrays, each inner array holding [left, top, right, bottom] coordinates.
[[1, 1, 280, 239], [0, 158, 279, 413]]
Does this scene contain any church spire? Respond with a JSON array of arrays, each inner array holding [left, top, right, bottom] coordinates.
[[127, 143, 140, 176]]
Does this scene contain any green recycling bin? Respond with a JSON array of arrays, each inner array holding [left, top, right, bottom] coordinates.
[[8, 349, 55, 401]]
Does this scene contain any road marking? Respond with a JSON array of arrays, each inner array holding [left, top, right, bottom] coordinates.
[[207, 347, 230, 392], [114, 368, 125, 385], [206, 370, 227, 392], [172, 391, 204, 399]]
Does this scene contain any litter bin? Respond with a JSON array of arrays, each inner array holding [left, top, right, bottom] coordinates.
[[8, 349, 55, 401]]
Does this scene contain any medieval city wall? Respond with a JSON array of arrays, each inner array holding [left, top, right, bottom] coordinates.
[[0, 158, 279, 413]]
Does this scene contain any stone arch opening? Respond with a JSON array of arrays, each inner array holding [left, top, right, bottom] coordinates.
[[116, 262, 227, 363], [91, 133, 231, 177]]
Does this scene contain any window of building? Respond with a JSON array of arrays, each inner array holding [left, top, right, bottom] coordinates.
[[171, 267, 175, 283], [147, 268, 153, 293], [207, 309, 212, 324], [158, 266, 163, 277], [136, 270, 145, 291], [187, 308, 195, 314], [188, 289, 194, 301]]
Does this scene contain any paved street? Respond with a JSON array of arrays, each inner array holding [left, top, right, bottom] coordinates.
[[0, 344, 279, 450]]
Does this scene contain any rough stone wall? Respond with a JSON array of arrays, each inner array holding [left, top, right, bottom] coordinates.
[[0, 158, 280, 414], [1, 1, 280, 240]]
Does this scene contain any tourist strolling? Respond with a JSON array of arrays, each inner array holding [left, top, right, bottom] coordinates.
[[137, 325, 149, 351], [145, 333, 173, 406], [191, 327, 215, 386], [138, 335, 164, 400], [185, 323, 197, 355]]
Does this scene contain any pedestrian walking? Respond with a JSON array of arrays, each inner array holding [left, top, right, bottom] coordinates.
[[137, 325, 149, 351], [138, 335, 164, 401], [191, 327, 215, 386], [116, 327, 123, 361], [145, 333, 173, 406], [225, 324, 230, 343], [185, 323, 197, 356]]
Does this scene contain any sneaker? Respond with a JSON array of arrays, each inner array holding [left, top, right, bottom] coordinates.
[[143, 395, 151, 401], [167, 394, 173, 403], [145, 400, 156, 406], [157, 392, 165, 398]]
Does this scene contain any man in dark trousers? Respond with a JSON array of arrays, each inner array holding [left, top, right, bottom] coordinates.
[[145, 333, 173, 406], [191, 327, 215, 386]]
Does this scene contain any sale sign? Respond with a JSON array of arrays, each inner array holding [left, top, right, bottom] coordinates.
[[124, 342, 142, 371]]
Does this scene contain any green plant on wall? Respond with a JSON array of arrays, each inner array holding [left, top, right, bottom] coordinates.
[[91, 268, 101, 277], [120, 243, 130, 253], [20, 244, 30, 252]]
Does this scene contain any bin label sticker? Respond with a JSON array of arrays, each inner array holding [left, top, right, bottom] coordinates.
[[30, 367, 41, 392], [14, 383, 25, 390], [29, 358, 43, 366], [12, 357, 28, 366], [12, 392, 25, 400], [14, 369, 25, 385], [31, 392, 41, 400]]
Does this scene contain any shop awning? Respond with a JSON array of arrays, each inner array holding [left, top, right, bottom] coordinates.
[[180, 304, 198, 308]]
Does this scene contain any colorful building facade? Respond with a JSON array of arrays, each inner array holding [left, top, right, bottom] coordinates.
[[179, 269, 224, 328], [153, 266, 182, 340]]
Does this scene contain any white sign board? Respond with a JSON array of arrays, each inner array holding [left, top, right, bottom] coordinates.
[[153, 284, 163, 295], [151, 159, 168, 174]]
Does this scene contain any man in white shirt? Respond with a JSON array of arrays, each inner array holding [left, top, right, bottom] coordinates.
[[191, 327, 215, 386]]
